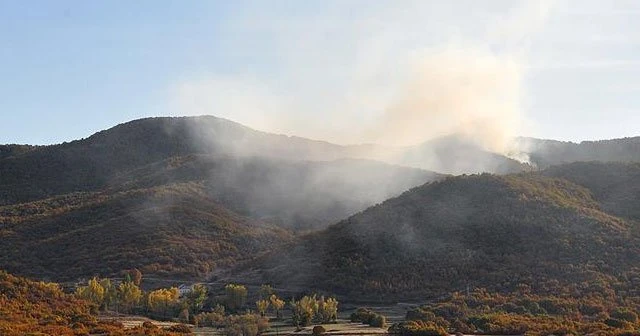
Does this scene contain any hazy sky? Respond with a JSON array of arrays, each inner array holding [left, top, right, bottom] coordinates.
[[1, 0, 639, 145]]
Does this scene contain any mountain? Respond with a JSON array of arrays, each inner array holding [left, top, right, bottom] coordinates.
[[0, 117, 443, 281], [0, 117, 527, 208], [396, 135, 531, 175], [518, 136, 640, 168], [0, 117, 441, 230], [0, 182, 293, 281], [541, 161, 640, 221], [232, 164, 640, 300], [107, 154, 440, 230]]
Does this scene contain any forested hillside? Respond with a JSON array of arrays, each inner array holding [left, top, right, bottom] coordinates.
[[240, 167, 640, 301], [520, 136, 640, 168], [0, 182, 292, 281]]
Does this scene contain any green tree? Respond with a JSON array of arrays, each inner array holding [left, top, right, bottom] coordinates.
[[185, 284, 208, 315], [100, 278, 118, 311], [259, 284, 274, 299]]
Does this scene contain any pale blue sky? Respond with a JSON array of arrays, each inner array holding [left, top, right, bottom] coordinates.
[[1, 0, 639, 145]]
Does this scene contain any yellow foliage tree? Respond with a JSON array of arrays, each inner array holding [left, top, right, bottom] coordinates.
[[269, 294, 285, 319], [256, 299, 270, 316], [147, 287, 180, 318], [118, 281, 142, 313], [75, 277, 105, 306]]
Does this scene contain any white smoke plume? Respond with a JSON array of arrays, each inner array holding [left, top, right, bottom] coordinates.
[[172, 1, 555, 162]]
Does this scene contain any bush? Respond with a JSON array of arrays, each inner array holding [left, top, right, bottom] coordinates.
[[167, 324, 192, 333], [142, 321, 157, 329], [370, 314, 387, 328], [194, 312, 225, 327], [313, 325, 326, 336], [605, 318, 632, 329], [611, 308, 639, 323], [388, 321, 447, 336]]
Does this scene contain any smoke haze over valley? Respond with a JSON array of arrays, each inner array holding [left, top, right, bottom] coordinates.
[[2, 1, 640, 335]]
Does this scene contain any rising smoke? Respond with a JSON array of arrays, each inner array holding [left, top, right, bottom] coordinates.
[[174, 1, 554, 166]]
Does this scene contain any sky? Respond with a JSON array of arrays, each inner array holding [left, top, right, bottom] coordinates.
[[1, 0, 639, 146]]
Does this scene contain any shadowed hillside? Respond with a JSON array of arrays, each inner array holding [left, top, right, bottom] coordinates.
[[0, 116, 523, 208], [108, 154, 441, 230], [541, 161, 640, 221], [519, 137, 640, 168], [235, 167, 640, 300], [0, 182, 293, 281]]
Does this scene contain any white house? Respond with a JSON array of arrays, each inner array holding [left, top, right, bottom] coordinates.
[[178, 284, 194, 297]]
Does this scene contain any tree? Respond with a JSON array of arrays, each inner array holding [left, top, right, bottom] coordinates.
[[225, 284, 248, 311], [270, 294, 286, 319], [75, 277, 105, 306], [100, 278, 118, 311], [129, 268, 143, 286], [184, 284, 208, 315], [259, 284, 274, 299], [147, 287, 180, 319], [118, 281, 142, 312], [317, 296, 338, 323], [225, 314, 269, 336], [256, 299, 270, 316], [291, 295, 317, 327]]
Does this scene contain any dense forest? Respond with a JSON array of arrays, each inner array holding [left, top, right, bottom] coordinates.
[[239, 165, 640, 302], [401, 285, 640, 336], [0, 182, 293, 280]]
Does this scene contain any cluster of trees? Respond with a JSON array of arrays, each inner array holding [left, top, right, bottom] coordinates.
[[0, 270, 187, 336], [350, 308, 387, 327], [388, 321, 447, 336], [400, 287, 640, 336], [74, 272, 207, 324], [290, 294, 339, 327]]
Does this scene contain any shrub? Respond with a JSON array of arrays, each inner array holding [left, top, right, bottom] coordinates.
[[370, 314, 387, 328], [611, 308, 639, 323], [388, 321, 447, 336], [142, 321, 157, 329], [167, 324, 192, 333], [313, 325, 326, 336]]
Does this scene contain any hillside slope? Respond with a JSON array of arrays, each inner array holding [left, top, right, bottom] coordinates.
[[0, 117, 441, 232], [0, 116, 524, 208], [108, 155, 441, 230], [0, 182, 292, 281], [542, 161, 640, 221], [519, 136, 640, 168], [236, 169, 640, 300]]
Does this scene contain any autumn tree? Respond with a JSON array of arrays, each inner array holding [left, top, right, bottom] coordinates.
[[147, 287, 180, 319], [291, 295, 317, 327], [118, 281, 142, 313], [317, 296, 339, 323], [270, 294, 285, 319], [75, 277, 105, 306], [225, 284, 248, 311], [256, 299, 270, 316]]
